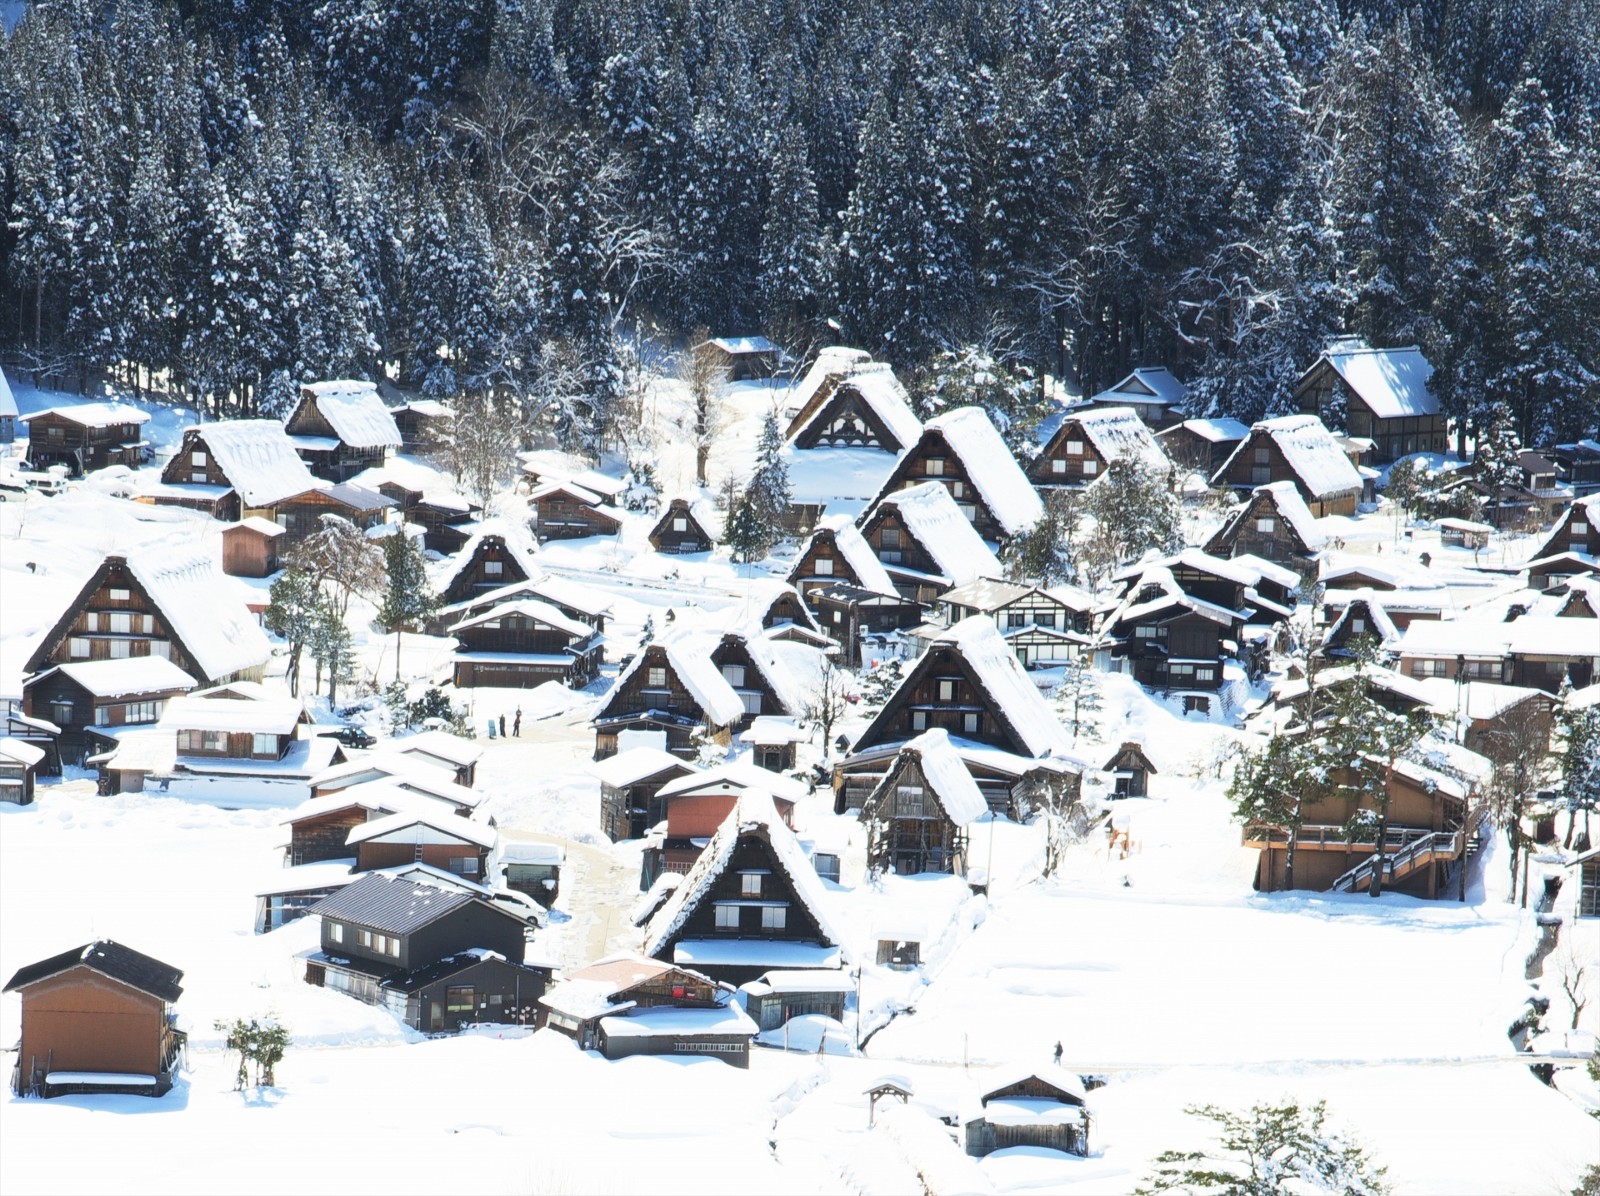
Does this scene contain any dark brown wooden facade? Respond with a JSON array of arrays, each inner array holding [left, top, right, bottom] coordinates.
[[285, 389, 394, 482], [221, 521, 285, 577], [24, 670, 192, 761], [648, 499, 715, 554], [965, 1075, 1091, 1158], [850, 640, 1034, 759], [439, 535, 535, 606], [451, 606, 602, 689], [1204, 486, 1322, 576], [22, 410, 146, 475], [871, 427, 1014, 545], [600, 758, 698, 841], [381, 954, 549, 1033], [860, 753, 968, 876], [1107, 605, 1232, 693], [811, 585, 926, 667], [1212, 427, 1360, 517], [790, 381, 912, 452], [858, 505, 953, 602], [709, 635, 790, 730], [531, 485, 624, 541], [788, 526, 883, 601], [592, 644, 735, 759], [375, 481, 478, 553], [1157, 422, 1246, 476], [1293, 357, 1447, 463]]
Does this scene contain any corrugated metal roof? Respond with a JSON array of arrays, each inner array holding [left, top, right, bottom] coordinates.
[[309, 873, 486, 935]]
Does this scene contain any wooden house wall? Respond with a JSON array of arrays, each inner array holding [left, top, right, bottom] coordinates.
[[533, 494, 622, 540], [762, 591, 813, 629], [441, 538, 533, 606], [321, 901, 524, 971], [649, 502, 713, 553], [1294, 364, 1447, 462], [1116, 611, 1227, 690], [274, 489, 387, 544], [456, 617, 588, 659], [661, 834, 827, 950], [397, 958, 547, 1032], [793, 387, 903, 451], [854, 644, 1018, 754], [1159, 426, 1239, 476], [32, 562, 195, 675], [24, 413, 144, 474], [221, 528, 278, 578], [24, 673, 183, 758], [0, 760, 37, 803], [790, 530, 869, 596], [354, 840, 489, 878], [602, 771, 692, 840], [1029, 421, 1113, 486], [860, 508, 945, 600], [862, 755, 965, 875], [595, 648, 726, 758], [17, 970, 167, 1078], [1206, 493, 1316, 571], [290, 808, 366, 865], [709, 638, 788, 727]]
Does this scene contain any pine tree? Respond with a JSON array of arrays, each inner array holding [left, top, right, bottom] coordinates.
[[376, 532, 439, 682], [722, 493, 771, 564], [1002, 489, 1076, 586], [758, 124, 829, 331], [1556, 687, 1600, 848], [1231, 733, 1316, 891], [1472, 411, 1523, 517], [306, 598, 356, 707], [1080, 460, 1181, 586], [745, 409, 791, 532], [1054, 655, 1103, 745], [263, 568, 322, 698]]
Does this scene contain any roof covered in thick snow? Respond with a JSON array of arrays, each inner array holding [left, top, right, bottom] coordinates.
[[1163, 417, 1250, 444], [936, 618, 1069, 757], [23, 402, 149, 428], [871, 482, 1003, 587], [449, 598, 594, 639], [183, 420, 321, 507], [806, 515, 898, 597], [431, 519, 541, 596], [159, 693, 303, 735], [596, 631, 747, 728], [643, 790, 844, 959], [790, 361, 924, 450], [1090, 367, 1186, 409], [45, 656, 198, 698], [1314, 339, 1438, 419], [877, 728, 988, 825], [1063, 406, 1173, 472], [129, 551, 273, 682], [922, 407, 1043, 536], [1219, 416, 1362, 500], [299, 381, 402, 448]]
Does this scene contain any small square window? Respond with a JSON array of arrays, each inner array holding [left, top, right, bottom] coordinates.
[[761, 906, 787, 930], [925, 459, 945, 477], [1065, 440, 1083, 455], [330, 923, 344, 943], [1082, 460, 1098, 476], [647, 666, 667, 688], [740, 873, 762, 897], [714, 904, 739, 930], [814, 558, 834, 575], [963, 712, 979, 734], [484, 560, 503, 576], [1051, 458, 1066, 474], [673, 517, 687, 532], [937, 680, 956, 702], [109, 588, 130, 602], [1256, 517, 1275, 533]]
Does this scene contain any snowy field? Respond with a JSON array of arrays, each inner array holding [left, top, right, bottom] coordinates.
[[1, 379, 1595, 1195]]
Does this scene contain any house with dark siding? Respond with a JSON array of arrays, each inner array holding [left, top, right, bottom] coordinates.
[[857, 482, 1004, 603], [1292, 339, 1446, 463], [22, 403, 149, 475], [23, 657, 198, 762], [1211, 415, 1363, 517], [591, 634, 747, 759], [642, 792, 844, 984], [432, 522, 542, 607], [449, 599, 602, 689], [648, 498, 719, 554], [284, 381, 402, 482], [1204, 482, 1327, 577], [859, 728, 988, 876], [785, 361, 922, 454]]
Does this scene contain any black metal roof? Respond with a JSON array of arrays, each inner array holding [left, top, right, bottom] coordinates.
[[3, 939, 183, 1002], [379, 951, 548, 994], [310, 873, 507, 936]]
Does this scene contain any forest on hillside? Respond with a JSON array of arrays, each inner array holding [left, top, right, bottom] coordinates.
[[1, 0, 1596, 449]]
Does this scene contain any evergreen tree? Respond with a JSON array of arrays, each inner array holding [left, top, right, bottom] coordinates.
[[745, 408, 791, 531], [1002, 489, 1076, 586], [1231, 732, 1316, 890], [1556, 687, 1600, 848], [1472, 411, 1523, 515], [1080, 459, 1182, 586], [1054, 654, 1103, 745], [722, 492, 771, 564], [306, 597, 356, 707], [263, 568, 322, 697], [376, 532, 439, 682], [758, 124, 829, 332]]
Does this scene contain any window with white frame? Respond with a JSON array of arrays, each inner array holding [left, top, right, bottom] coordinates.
[[1256, 517, 1275, 533], [937, 679, 956, 702], [881, 526, 900, 548], [1195, 666, 1216, 682], [673, 517, 687, 531], [1051, 458, 1066, 474], [1065, 439, 1084, 455], [925, 458, 945, 476], [647, 666, 667, 688], [761, 906, 787, 930], [963, 712, 979, 734], [814, 557, 834, 575], [721, 664, 746, 687], [911, 710, 928, 730], [714, 904, 740, 930], [950, 480, 965, 497], [68, 637, 90, 658], [740, 872, 763, 897], [109, 612, 131, 634], [109, 639, 131, 659], [191, 451, 207, 468], [330, 922, 344, 943], [484, 559, 503, 576], [109, 588, 130, 602], [1082, 460, 1098, 476], [252, 733, 277, 757]]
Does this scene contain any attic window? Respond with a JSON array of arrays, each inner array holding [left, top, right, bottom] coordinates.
[[191, 451, 208, 467], [1051, 459, 1066, 474], [912, 711, 928, 730], [881, 526, 900, 548], [761, 906, 787, 930], [949, 480, 966, 497], [937, 680, 956, 702], [814, 558, 834, 575], [925, 459, 945, 477], [1351, 617, 1366, 633], [963, 712, 980, 734], [714, 904, 739, 930], [740, 872, 764, 897], [1254, 447, 1270, 464], [484, 560, 503, 576], [109, 588, 130, 602], [1574, 521, 1589, 536], [673, 517, 688, 532], [1066, 440, 1083, 455], [1256, 517, 1275, 533], [647, 666, 667, 688], [1081, 461, 1097, 476]]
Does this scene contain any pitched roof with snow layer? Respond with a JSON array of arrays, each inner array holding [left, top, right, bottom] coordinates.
[[597, 632, 747, 728], [182, 421, 320, 507], [299, 382, 402, 448], [431, 519, 541, 596], [345, 807, 497, 849], [119, 551, 272, 683], [826, 362, 923, 449], [872, 482, 1003, 587], [23, 402, 149, 429], [1109, 566, 1244, 630], [1165, 417, 1249, 444], [45, 656, 198, 698], [1068, 406, 1172, 472], [788, 347, 874, 413], [923, 407, 1044, 536], [1315, 340, 1438, 419], [705, 335, 779, 356], [1237, 415, 1362, 500], [884, 728, 988, 825], [159, 693, 303, 735], [1254, 481, 1327, 550], [811, 515, 898, 596], [449, 598, 594, 639], [655, 760, 811, 804], [1324, 593, 1402, 646], [643, 790, 844, 959], [1091, 367, 1186, 409], [933, 618, 1070, 757], [588, 745, 700, 789], [391, 730, 484, 769]]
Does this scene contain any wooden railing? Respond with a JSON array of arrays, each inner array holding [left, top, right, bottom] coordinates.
[[1328, 830, 1465, 893]]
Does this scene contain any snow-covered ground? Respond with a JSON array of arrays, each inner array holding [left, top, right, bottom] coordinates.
[[2, 378, 1596, 1195]]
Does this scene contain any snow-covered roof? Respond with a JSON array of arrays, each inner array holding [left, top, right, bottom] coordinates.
[[739, 716, 807, 745], [656, 759, 810, 804], [923, 407, 1044, 536], [1254, 481, 1327, 551], [501, 840, 564, 866], [797, 362, 924, 451], [280, 783, 460, 826], [227, 516, 287, 538], [128, 552, 273, 682], [1226, 416, 1363, 500], [598, 632, 747, 728], [1065, 406, 1172, 472], [0, 736, 46, 767], [449, 598, 593, 639], [931, 618, 1069, 757], [46, 657, 198, 698], [588, 746, 699, 789], [598, 1003, 757, 1039], [350, 456, 472, 510], [883, 728, 988, 825], [1389, 734, 1492, 801], [787, 347, 874, 416], [704, 335, 779, 356], [431, 519, 541, 596], [527, 478, 604, 506], [1109, 565, 1244, 630], [871, 482, 1003, 587], [643, 790, 844, 959], [183, 421, 321, 507], [807, 515, 898, 596], [1164, 417, 1249, 444], [1090, 367, 1186, 409], [0, 367, 16, 420], [346, 808, 497, 850], [391, 730, 483, 770], [23, 402, 149, 428], [394, 399, 452, 419], [1316, 339, 1438, 419], [299, 382, 402, 448], [159, 693, 303, 735], [1324, 592, 1402, 647]]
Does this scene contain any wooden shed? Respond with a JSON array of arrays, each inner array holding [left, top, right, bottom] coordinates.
[[222, 517, 287, 578], [1102, 741, 1157, 798], [964, 1069, 1091, 1158], [648, 498, 718, 555], [5, 940, 185, 1097]]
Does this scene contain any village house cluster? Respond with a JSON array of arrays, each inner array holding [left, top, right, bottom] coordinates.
[[2, 335, 1596, 1167]]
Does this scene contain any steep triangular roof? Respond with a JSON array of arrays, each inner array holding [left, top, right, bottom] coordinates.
[[789, 515, 898, 596], [863, 728, 988, 826], [1206, 482, 1327, 557], [1045, 406, 1172, 473], [789, 361, 922, 451], [643, 790, 843, 959], [918, 408, 1043, 537], [1091, 367, 1186, 409], [1308, 339, 1438, 419], [593, 632, 747, 727], [4, 939, 183, 1002], [865, 482, 1004, 587], [853, 617, 1069, 757], [1213, 416, 1362, 501], [292, 381, 402, 448], [167, 420, 320, 507], [431, 519, 541, 598]]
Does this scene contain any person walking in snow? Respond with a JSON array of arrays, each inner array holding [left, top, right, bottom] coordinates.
[[499, 713, 507, 738], [513, 708, 522, 737], [1053, 1041, 1063, 1065]]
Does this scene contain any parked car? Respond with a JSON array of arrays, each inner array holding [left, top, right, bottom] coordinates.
[[317, 725, 376, 748]]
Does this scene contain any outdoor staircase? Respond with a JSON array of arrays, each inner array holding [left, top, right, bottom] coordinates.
[[1328, 803, 1491, 894]]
